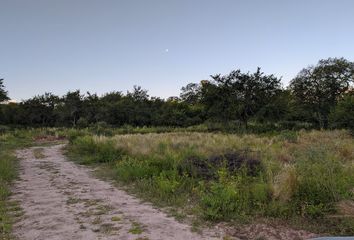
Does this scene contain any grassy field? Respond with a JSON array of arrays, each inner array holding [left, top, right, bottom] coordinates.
[[67, 129, 354, 235], [1, 128, 353, 237]]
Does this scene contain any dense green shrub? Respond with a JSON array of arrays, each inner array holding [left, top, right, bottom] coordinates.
[[76, 118, 89, 128], [115, 157, 160, 182], [290, 148, 354, 218], [330, 95, 354, 133], [71, 136, 125, 164], [200, 181, 244, 220]]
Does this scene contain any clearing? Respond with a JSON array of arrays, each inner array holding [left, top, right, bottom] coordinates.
[[10, 142, 321, 240], [12, 144, 221, 240]]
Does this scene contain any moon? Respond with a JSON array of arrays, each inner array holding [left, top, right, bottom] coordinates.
[[165, 49, 169, 53]]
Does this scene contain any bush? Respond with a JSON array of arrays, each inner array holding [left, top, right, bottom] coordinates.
[[76, 118, 89, 128], [0, 125, 10, 134], [115, 157, 160, 182], [290, 149, 354, 218], [67, 129, 89, 144], [154, 173, 181, 196], [71, 136, 125, 164], [330, 95, 354, 133], [90, 121, 114, 136], [277, 130, 298, 143], [178, 151, 262, 180], [200, 181, 249, 221]]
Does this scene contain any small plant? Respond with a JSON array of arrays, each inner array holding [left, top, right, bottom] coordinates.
[[129, 222, 144, 234], [69, 136, 125, 164], [111, 216, 121, 221], [277, 130, 298, 143], [200, 180, 249, 221], [33, 148, 45, 159]]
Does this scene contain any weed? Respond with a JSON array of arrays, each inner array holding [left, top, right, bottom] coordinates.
[[129, 221, 144, 234], [66, 129, 354, 235], [33, 148, 45, 159], [111, 216, 121, 221]]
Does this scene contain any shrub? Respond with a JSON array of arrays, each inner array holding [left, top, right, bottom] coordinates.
[[178, 151, 262, 180], [154, 173, 181, 196], [277, 130, 298, 143], [290, 150, 354, 218], [71, 136, 125, 164], [76, 118, 89, 128], [115, 157, 160, 182], [90, 121, 114, 136], [0, 125, 10, 134], [67, 129, 89, 144], [330, 95, 354, 133], [200, 181, 249, 221]]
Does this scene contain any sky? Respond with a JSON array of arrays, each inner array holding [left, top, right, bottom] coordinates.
[[1, 0, 354, 101]]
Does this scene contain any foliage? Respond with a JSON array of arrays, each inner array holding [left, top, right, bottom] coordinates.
[[289, 58, 354, 128], [201, 68, 282, 127], [0, 79, 9, 102], [329, 94, 354, 132], [1, 58, 354, 132], [67, 129, 354, 234], [68, 136, 125, 164]]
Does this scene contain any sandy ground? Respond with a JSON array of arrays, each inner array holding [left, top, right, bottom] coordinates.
[[11, 144, 317, 240]]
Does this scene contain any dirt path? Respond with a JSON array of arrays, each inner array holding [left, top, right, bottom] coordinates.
[[12, 145, 223, 240]]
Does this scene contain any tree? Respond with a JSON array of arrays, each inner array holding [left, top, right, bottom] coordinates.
[[180, 83, 202, 104], [0, 79, 10, 102], [83, 92, 100, 124], [329, 93, 354, 132], [202, 68, 282, 127], [289, 57, 354, 128], [256, 89, 291, 122], [127, 86, 149, 102], [57, 90, 83, 127]]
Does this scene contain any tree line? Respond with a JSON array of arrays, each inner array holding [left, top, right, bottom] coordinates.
[[1, 57, 353, 131]]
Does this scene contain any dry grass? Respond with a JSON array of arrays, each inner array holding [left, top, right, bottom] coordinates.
[[69, 129, 354, 234]]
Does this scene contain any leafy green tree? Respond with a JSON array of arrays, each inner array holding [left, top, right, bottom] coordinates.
[[0, 79, 10, 102], [202, 68, 282, 127], [180, 83, 202, 104], [329, 93, 354, 131], [16, 93, 59, 126], [256, 89, 291, 122], [82, 92, 100, 124], [289, 58, 354, 128], [0, 102, 21, 124], [57, 90, 83, 127], [127, 86, 149, 102]]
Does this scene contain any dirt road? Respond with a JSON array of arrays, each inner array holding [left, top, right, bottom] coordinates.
[[12, 145, 222, 240]]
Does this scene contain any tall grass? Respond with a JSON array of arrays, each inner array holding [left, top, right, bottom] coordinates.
[[67, 130, 354, 234]]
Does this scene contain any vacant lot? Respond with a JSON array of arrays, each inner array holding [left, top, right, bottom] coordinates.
[[68, 130, 354, 236], [1, 129, 353, 239], [11, 144, 221, 240]]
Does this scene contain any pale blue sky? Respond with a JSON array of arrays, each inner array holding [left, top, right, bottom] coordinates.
[[1, 0, 354, 100]]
